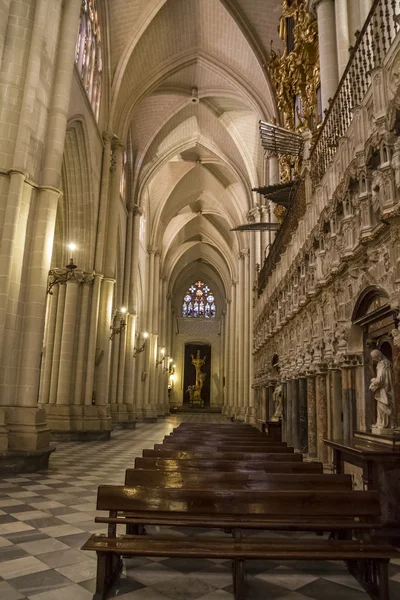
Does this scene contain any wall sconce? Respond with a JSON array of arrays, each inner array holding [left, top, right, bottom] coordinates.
[[133, 332, 148, 358], [47, 243, 77, 295], [164, 357, 173, 373], [109, 307, 127, 340], [156, 347, 165, 367]]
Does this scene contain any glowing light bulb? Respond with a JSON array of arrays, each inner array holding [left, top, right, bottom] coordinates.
[[120, 307, 127, 314], [68, 243, 76, 252], [169, 358, 173, 363], [161, 348, 165, 355], [143, 332, 149, 339]]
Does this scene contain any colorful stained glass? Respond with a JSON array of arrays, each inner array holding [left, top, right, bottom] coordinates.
[[181, 280, 216, 318], [75, 0, 102, 121]]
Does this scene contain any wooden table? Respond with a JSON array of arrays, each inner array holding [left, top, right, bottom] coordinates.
[[324, 435, 400, 544]]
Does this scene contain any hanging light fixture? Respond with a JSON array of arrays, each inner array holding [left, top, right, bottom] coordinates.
[[133, 332, 148, 358], [47, 243, 78, 295], [109, 307, 127, 340]]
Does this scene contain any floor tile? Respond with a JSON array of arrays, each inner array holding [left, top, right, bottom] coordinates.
[[256, 565, 319, 591], [189, 564, 233, 589], [55, 559, 97, 583], [27, 582, 93, 599], [18, 538, 70, 556], [11, 511, 52, 521], [0, 522, 34, 535], [0, 555, 50, 579], [298, 578, 368, 599], [9, 568, 71, 596], [152, 575, 217, 600], [39, 524, 84, 538], [0, 579, 25, 599], [125, 562, 181, 586], [38, 549, 85, 569]]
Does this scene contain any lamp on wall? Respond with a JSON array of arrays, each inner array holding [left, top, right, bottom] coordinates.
[[133, 332, 148, 358], [47, 243, 78, 295], [109, 307, 127, 340], [164, 357, 173, 373], [156, 347, 165, 367]]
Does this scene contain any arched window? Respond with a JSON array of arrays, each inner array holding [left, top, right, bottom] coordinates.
[[182, 280, 216, 318], [75, 0, 102, 121]]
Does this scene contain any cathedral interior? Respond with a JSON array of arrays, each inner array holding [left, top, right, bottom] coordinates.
[[1, 0, 400, 599]]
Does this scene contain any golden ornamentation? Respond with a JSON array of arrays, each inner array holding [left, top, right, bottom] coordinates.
[[274, 205, 287, 223], [269, 0, 320, 132]]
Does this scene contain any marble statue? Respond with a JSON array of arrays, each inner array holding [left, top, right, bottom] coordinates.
[[271, 383, 283, 421], [369, 349, 394, 431]]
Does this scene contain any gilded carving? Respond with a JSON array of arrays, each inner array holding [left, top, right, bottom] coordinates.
[[269, 0, 320, 132]]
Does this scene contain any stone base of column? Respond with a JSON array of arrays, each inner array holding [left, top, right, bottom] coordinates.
[[0, 446, 56, 473], [110, 404, 136, 429], [236, 407, 246, 421], [0, 407, 54, 473], [6, 407, 51, 451], [142, 407, 157, 422], [157, 404, 166, 417], [245, 407, 256, 424], [43, 404, 112, 436]]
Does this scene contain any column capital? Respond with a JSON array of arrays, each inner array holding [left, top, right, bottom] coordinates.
[[307, 0, 329, 16], [102, 131, 113, 145], [132, 203, 143, 216], [111, 137, 125, 153], [147, 245, 158, 255]]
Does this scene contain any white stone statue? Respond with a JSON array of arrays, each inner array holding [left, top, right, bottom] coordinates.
[[271, 383, 283, 421], [369, 349, 394, 432]]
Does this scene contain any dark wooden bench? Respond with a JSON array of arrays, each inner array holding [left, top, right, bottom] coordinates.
[[135, 457, 323, 472], [83, 486, 398, 600], [154, 443, 294, 453], [163, 437, 287, 446], [125, 469, 353, 491], [142, 449, 302, 461]]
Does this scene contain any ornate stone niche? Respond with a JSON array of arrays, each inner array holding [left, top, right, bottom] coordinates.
[[351, 287, 398, 433]]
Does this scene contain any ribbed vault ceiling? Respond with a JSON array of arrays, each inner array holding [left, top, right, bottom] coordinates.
[[108, 0, 281, 301]]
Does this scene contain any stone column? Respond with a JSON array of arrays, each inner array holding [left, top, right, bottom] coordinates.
[[329, 368, 343, 439], [229, 281, 237, 417], [223, 299, 231, 414], [335, 0, 350, 78], [94, 134, 112, 273], [5, 0, 83, 463], [48, 284, 66, 405], [282, 381, 288, 442], [316, 370, 328, 463], [84, 274, 102, 406], [124, 204, 142, 420], [292, 378, 300, 452], [94, 277, 113, 432], [237, 256, 245, 419], [341, 362, 356, 442], [311, 0, 339, 112], [299, 377, 308, 453], [286, 380, 293, 446], [39, 286, 59, 406], [143, 248, 157, 420], [359, 0, 373, 26], [307, 375, 317, 458], [73, 279, 92, 407]]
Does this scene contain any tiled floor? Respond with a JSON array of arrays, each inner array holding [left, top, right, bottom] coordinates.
[[0, 414, 400, 599]]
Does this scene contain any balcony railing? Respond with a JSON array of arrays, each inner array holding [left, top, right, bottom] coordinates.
[[310, 0, 399, 185]]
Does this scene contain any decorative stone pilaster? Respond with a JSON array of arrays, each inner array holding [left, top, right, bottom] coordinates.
[[307, 374, 317, 458]]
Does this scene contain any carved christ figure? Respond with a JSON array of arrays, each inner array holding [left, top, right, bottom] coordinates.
[[369, 349, 394, 430], [272, 383, 283, 421], [191, 350, 206, 388]]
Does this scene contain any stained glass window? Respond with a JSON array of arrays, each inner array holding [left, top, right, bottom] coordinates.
[[181, 281, 216, 318], [75, 0, 102, 121]]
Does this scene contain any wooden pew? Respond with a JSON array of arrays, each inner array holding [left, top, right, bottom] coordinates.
[[156, 443, 293, 453], [125, 469, 353, 491], [164, 437, 287, 446], [142, 449, 302, 461], [83, 486, 398, 600], [134, 457, 323, 472]]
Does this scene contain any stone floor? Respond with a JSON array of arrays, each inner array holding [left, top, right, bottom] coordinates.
[[0, 414, 400, 600]]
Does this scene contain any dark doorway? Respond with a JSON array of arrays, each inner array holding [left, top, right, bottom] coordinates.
[[183, 343, 211, 406]]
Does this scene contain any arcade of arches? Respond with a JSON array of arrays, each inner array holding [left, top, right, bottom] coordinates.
[[1, 0, 400, 490]]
